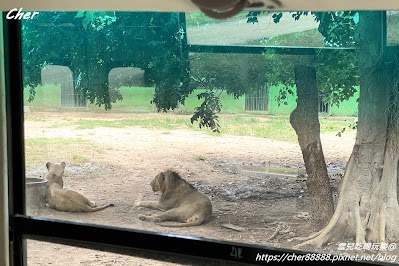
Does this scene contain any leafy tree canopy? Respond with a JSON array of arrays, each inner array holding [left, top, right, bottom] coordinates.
[[246, 11, 359, 107], [22, 11, 191, 110]]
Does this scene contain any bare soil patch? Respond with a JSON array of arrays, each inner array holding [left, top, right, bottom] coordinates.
[[25, 111, 359, 265]]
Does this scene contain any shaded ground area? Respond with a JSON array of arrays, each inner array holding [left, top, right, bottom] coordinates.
[[24, 111, 368, 265]]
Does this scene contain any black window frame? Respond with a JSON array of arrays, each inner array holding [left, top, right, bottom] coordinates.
[[5, 10, 383, 265]]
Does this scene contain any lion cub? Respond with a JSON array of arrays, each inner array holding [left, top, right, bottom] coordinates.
[[137, 169, 212, 227], [45, 162, 114, 212]]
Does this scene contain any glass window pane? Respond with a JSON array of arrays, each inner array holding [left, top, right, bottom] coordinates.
[[23, 10, 399, 264]]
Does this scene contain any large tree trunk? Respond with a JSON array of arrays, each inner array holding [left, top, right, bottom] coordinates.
[[297, 11, 399, 248], [290, 55, 335, 228]]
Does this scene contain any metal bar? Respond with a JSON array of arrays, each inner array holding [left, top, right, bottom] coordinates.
[[265, 85, 269, 111], [178, 13, 188, 58], [382, 11, 387, 46], [188, 44, 355, 55], [3, 11, 26, 266]]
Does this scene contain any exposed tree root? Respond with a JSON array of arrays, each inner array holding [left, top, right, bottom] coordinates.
[[296, 219, 341, 249], [296, 131, 399, 249], [294, 230, 322, 242], [266, 225, 280, 242], [266, 222, 291, 242], [295, 149, 358, 249]]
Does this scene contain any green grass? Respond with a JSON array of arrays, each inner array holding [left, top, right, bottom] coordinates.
[[45, 114, 355, 143], [218, 115, 354, 141], [319, 117, 355, 134], [88, 87, 156, 112], [25, 138, 104, 168], [25, 116, 50, 122], [25, 138, 73, 146], [27, 85, 246, 114], [193, 154, 206, 161], [216, 116, 297, 141], [24, 84, 61, 111], [247, 28, 324, 47], [52, 118, 180, 130], [72, 155, 90, 163], [24, 82, 358, 117], [179, 89, 245, 113]]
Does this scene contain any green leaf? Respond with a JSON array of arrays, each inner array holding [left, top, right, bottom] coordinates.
[[353, 12, 359, 24], [75, 11, 85, 18], [82, 17, 90, 29]]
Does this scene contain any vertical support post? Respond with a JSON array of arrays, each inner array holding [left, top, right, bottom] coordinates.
[[177, 12, 188, 58], [3, 12, 27, 266], [0, 14, 9, 266], [382, 11, 387, 46]]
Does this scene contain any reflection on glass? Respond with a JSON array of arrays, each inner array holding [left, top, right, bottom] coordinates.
[[186, 11, 324, 46], [387, 11, 399, 45]]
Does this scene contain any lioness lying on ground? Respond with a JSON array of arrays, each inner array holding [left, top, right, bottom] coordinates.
[[45, 162, 114, 212], [137, 169, 212, 227]]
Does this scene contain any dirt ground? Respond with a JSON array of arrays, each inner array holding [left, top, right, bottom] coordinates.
[[23, 111, 367, 265]]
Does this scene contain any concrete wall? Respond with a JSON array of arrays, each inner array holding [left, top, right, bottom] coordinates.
[[268, 85, 297, 115], [268, 84, 359, 116]]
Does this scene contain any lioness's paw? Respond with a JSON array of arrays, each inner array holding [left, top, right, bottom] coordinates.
[[136, 202, 145, 210]]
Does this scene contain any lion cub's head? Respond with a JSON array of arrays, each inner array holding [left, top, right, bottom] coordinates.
[[45, 162, 66, 187], [150, 169, 193, 195]]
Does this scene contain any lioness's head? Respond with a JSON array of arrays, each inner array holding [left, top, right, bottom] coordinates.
[[151, 169, 185, 194], [45, 162, 66, 187]]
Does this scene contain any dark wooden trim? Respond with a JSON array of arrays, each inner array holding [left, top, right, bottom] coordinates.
[[3, 11, 26, 266], [13, 215, 316, 265]]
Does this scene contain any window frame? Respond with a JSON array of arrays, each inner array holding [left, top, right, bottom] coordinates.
[[5, 10, 382, 265]]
